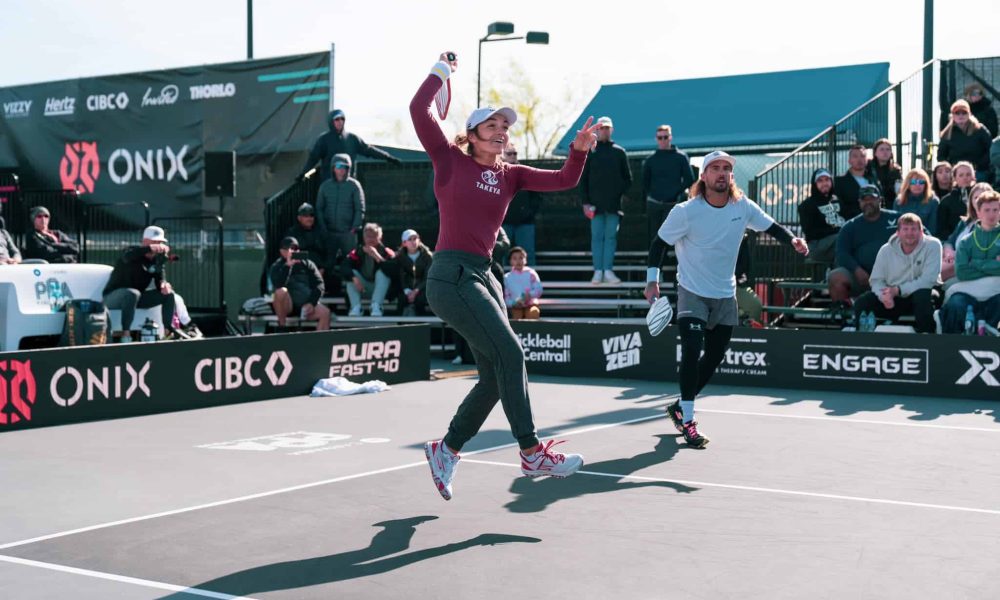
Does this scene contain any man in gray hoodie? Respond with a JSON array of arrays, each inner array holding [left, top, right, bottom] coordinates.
[[316, 153, 366, 271], [852, 212, 941, 333]]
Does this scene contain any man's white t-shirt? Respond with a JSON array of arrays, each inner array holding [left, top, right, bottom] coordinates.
[[657, 195, 775, 298]]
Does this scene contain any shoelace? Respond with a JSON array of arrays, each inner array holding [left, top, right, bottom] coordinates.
[[683, 422, 700, 437], [534, 440, 567, 464]]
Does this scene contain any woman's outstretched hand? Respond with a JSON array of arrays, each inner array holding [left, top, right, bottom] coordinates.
[[571, 117, 600, 152], [439, 51, 458, 72]]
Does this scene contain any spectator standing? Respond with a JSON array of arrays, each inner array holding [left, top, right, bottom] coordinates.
[[798, 168, 853, 264], [504, 246, 542, 320], [867, 138, 903, 204], [852, 213, 941, 333], [298, 109, 401, 181], [942, 183, 992, 284], [642, 125, 694, 250], [828, 185, 899, 306], [316, 153, 365, 270], [268, 236, 330, 331], [0, 216, 21, 264], [940, 190, 1000, 333], [834, 145, 875, 209], [396, 229, 433, 316], [937, 161, 975, 240], [892, 168, 939, 235], [500, 143, 542, 265], [581, 116, 631, 284], [932, 161, 954, 199], [24, 206, 79, 263], [938, 100, 993, 182], [965, 83, 998, 139], [343, 222, 395, 317]]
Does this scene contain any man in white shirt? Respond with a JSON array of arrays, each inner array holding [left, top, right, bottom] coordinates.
[[646, 151, 808, 447]]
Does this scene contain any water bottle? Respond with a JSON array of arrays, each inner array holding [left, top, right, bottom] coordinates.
[[964, 306, 976, 336], [139, 318, 160, 342], [978, 320, 987, 336], [862, 311, 874, 332]]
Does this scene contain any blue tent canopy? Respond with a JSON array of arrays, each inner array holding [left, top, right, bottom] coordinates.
[[555, 62, 889, 155]]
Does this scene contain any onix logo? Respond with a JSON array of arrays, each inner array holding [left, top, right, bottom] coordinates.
[[59, 141, 101, 194], [0, 360, 36, 425], [481, 170, 498, 186], [957, 351, 1000, 386], [194, 351, 293, 392]]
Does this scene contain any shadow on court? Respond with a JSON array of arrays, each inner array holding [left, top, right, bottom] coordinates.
[[161, 516, 539, 599], [503, 434, 699, 513], [762, 389, 1000, 423]]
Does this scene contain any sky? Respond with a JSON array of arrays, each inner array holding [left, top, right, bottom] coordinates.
[[2, 0, 998, 151]]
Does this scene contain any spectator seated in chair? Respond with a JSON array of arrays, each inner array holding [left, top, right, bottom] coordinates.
[[23, 206, 79, 264], [827, 185, 898, 311], [939, 190, 1000, 334], [0, 216, 21, 265], [268, 236, 330, 331], [504, 246, 542, 320], [343, 222, 395, 317], [395, 228, 433, 316]]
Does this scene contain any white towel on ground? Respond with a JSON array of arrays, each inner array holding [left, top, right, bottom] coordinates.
[[310, 377, 390, 397]]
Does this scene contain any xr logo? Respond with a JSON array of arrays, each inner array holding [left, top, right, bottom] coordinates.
[[956, 351, 1000, 386], [59, 141, 101, 194], [0, 359, 37, 425]]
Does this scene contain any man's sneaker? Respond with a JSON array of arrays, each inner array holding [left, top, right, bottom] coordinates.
[[370, 304, 384, 317], [520, 440, 584, 478], [348, 305, 362, 317], [603, 270, 621, 284], [666, 400, 684, 433], [424, 440, 460, 500], [591, 270, 603, 285], [681, 421, 710, 449], [182, 323, 204, 339]]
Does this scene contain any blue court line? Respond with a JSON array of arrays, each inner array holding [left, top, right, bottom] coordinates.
[[275, 81, 327, 93], [257, 67, 330, 82], [293, 94, 329, 104]]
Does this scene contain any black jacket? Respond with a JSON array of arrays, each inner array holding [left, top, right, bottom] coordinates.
[[833, 172, 874, 213], [580, 140, 632, 214], [865, 160, 902, 204], [798, 171, 856, 242], [299, 111, 398, 181], [641, 148, 694, 203], [269, 257, 324, 307], [24, 229, 79, 263], [396, 244, 433, 293], [970, 96, 998, 138], [503, 189, 543, 226], [285, 223, 328, 265], [0, 217, 20, 263], [936, 187, 969, 240], [103, 246, 167, 296], [938, 125, 993, 171]]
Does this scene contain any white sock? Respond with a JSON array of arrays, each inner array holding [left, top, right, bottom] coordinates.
[[681, 400, 695, 424]]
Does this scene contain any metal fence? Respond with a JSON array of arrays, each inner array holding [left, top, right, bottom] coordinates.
[[151, 216, 225, 312]]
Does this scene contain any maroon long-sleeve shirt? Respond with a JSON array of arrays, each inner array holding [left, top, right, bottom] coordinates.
[[410, 72, 587, 258]]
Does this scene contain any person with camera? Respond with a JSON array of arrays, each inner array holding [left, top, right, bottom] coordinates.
[[411, 50, 598, 500], [103, 226, 199, 341], [268, 236, 331, 331]]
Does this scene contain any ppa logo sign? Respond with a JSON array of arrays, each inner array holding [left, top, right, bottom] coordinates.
[[194, 352, 293, 392], [956, 351, 999, 386], [0, 359, 36, 425]]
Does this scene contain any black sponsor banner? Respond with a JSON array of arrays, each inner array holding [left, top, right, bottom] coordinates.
[[0, 325, 428, 432], [511, 321, 999, 401], [0, 52, 329, 218]]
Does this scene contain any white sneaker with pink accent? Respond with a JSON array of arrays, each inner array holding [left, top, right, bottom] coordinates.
[[424, 440, 460, 500], [520, 440, 583, 478]]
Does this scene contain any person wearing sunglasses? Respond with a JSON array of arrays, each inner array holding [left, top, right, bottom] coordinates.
[[642, 125, 694, 262], [893, 168, 940, 235], [964, 84, 997, 141], [938, 100, 993, 182]]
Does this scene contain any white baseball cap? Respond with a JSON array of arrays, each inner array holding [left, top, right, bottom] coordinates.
[[142, 225, 167, 242], [702, 150, 736, 170], [401, 229, 419, 242], [596, 116, 614, 128], [466, 106, 517, 130]]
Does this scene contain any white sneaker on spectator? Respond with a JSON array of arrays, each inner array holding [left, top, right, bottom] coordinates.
[[348, 305, 362, 317], [603, 270, 621, 284], [371, 304, 384, 317], [520, 440, 584, 478], [591, 270, 604, 285], [451, 355, 463, 365], [424, 440, 460, 500]]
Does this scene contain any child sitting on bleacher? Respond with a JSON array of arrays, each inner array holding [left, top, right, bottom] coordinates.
[[504, 246, 542, 320]]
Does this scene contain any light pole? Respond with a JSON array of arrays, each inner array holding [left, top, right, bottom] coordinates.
[[476, 21, 549, 107]]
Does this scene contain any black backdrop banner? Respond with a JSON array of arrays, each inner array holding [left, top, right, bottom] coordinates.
[[510, 322, 1000, 402], [0, 51, 330, 218], [0, 325, 428, 433]]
